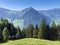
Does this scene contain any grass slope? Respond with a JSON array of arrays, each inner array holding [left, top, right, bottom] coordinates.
[[0, 38, 60, 45]]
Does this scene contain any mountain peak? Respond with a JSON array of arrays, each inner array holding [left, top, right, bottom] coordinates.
[[21, 7, 35, 12], [26, 7, 35, 11], [21, 7, 37, 14], [28, 7, 34, 9]]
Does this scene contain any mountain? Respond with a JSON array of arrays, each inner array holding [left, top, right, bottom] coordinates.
[[0, 7, 21, 21], [0, 7, 51, 29], [16, 7, 51, 27], [39, 8, 60, 24]]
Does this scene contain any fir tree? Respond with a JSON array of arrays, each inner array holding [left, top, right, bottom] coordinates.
[[33, 24, 39, 38], [15, 26, 22, 39], [38, 19, 46, 39], [25, 24, 34, 38]]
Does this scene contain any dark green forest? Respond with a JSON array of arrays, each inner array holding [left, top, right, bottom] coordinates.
[[0, 18, 60, 43]]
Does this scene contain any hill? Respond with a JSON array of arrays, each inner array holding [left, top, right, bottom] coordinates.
[[0, 38, 60, 45]]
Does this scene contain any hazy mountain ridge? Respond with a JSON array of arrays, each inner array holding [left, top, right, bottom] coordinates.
[[18, 7, 51, 27], [39, 8, 60, 24], [0, 7, 51, 29]]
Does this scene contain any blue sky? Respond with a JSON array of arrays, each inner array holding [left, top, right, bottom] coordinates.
[[0, 0, 60, 11]]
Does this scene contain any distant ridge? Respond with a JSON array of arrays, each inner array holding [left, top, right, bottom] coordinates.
[[39, 8, 60, 24], [0, 7, 51, 29]]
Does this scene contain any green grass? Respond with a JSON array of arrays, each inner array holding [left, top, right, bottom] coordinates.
[[0, 38, 60, 45]]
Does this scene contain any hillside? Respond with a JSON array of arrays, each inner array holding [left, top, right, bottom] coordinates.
[[0, 38, 60, 45]]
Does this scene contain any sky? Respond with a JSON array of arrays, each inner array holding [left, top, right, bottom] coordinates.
[[0, 0, 60, 11]]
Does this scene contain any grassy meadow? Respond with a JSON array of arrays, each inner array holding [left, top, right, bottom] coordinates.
[[0, 38, 60, 45]]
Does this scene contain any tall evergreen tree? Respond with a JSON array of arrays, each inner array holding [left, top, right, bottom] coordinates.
[[50, 21, 58, 40], [0, 29, 3, 42], [33, 24, 39, 38], [56, 25, 60, 40], [8, 23, 16, 40], [25, 24, 34, 38], [15, 26, 22, 39], [22, 28, 26, 38], [38, 19, 46, 39], [44, 24, 50, 40]]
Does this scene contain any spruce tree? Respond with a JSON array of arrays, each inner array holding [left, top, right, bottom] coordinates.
[[57, 25, 60, 40], [22, 28, 26, 38], [0, 29, 3, 42], [33, 24, 39, 38], [25, 24, 34, 38], [15, 26, 22, 39], [44, 24, 50, 40], [50, 21, 58, 40], [38, 19, 46, 39]]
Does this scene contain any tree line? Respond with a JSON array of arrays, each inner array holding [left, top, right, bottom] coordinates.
[[0, 18, 60, 43]]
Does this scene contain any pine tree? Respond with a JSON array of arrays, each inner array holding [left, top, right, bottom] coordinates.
[[44, 24, 50, 40], [0, 29, 3, 42], [7, 23, 16, 40], [33, 24, 39, 38], [38, 19, 46, 39], [50, 21, 58, 40], [15, 26, 22, 39], [22, 28, 26, 38], [57, 25, 60, 40], [2, 27, 10, 41], [25, 24, 34, 38]]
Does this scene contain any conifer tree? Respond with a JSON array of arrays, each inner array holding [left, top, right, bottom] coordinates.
[[50, 21, 58, 40], [22, 28, 26, 38], [15, 26, 22, 39], [33, 24, 39, 38], [57, 25, 60, 40], [25, 24, 34, 38], [38, 19, 46, 39]]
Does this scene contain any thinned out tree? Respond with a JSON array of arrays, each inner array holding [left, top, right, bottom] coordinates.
[[2, 27, 10, 41]]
